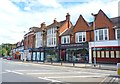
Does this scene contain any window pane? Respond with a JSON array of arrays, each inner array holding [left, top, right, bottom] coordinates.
[[64, 37, 66, 43], [116, 51, 120, 58], [104, 29, 108, 40], [117, 29, 120, 39], [67, 36, 70, 43], [51, 38, 53, 45], [106, 51, 109, 58], [99, 30, 103, 40], [111, 51, 114, 58], [54, 38, 56, 45], [79, 36, 82, 42], [101, 51, 104, 58], [95, 30, 98, 41], [97, 51, 100, 58], [76, 33, 78, 43], [83, 34, 85, 41]]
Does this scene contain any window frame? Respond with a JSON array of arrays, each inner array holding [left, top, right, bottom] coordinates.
[[75, 32, 86, 43], [95, 28, 109, 41], [61, 35, 70, 44], [47, 27, 57, 47], [115, 29, 120, 39]]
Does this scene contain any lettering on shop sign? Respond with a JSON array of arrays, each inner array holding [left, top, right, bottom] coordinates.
[[60, 43, 88, 48]]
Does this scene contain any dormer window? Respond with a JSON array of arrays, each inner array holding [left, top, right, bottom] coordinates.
[[95, 28, 108, 41], [116, 29, 120, 39], [75, 32, 86, 43]]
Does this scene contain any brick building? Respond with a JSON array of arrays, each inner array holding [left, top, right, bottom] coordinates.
[[23, 10, 120, 63], [89, 10, 120, 64], [30, 13, 72, 62]]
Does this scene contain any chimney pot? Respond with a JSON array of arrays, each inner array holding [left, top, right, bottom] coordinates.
[[66, 13, 70, 21]]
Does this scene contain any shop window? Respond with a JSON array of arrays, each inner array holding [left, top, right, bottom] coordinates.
[[111, 51, 114, 58], [93, 51, 96, 57], [116, 51, 120, 58], [101, 51, 104, 58], [97, 51, 100, 58], [106, 51, 109, 58], [33, 52, 36, 60]]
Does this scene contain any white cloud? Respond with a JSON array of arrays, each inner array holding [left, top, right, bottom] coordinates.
[[0, 0, 119, 44]]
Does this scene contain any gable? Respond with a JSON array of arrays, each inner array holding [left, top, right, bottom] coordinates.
[[94, 9, 113, 29], [73, 15, 89, 34]]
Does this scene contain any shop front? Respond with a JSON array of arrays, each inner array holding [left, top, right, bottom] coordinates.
[[44, 47, 59, 62], [31, 48, 44, 62], [60, 42, 89, 63], [89, 40, 120, 64]]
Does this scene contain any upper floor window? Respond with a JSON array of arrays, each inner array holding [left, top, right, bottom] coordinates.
[[61, 36, 70, 44], [116, 29, 120, 39], [35, 32, 42, 48], [75, 32, 86, 43], [47, 27, 57, 47], [95, 28, 108, 41], [47, 27, 56, 35]]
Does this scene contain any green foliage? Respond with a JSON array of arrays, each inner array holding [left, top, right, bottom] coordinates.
[[0, 43, 13, 56]]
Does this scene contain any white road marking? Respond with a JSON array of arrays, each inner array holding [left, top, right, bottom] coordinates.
[[1, 72, 9, 74], [38, 77, 61, 82], [100, 76, 108, 83], [5, 70, 24, 75], [47, 75, 103, 78], [27, 72, 72, 75], [15, 70, 52, 72]]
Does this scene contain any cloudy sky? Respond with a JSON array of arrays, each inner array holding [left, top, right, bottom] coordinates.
[[0, 0, 119, 44]]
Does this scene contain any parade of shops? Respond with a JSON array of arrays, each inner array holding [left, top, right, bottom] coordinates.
[[12, 9, 120, 64]]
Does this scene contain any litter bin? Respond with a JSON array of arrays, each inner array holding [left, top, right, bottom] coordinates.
[[117, 63, 120, 76]]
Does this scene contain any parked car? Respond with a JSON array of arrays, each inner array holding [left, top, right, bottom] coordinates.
[[7, 56, 12, 60], [3, 56, 8, 59]]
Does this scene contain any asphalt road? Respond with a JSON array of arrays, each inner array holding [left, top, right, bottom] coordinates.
[[1, 58, 119, 84]]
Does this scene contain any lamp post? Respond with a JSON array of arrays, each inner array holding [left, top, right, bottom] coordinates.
[[42, 29, 46, 63], [91, 13, 96, 67]]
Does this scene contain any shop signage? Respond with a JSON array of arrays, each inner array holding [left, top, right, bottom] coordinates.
[[60, 43, 88, 49]]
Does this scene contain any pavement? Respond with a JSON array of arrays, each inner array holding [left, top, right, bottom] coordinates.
[[22, 60, 117, 71]]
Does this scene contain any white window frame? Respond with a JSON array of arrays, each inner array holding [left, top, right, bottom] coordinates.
[[115, 29, 120, 40], [75, 32, 86, 43], [35, 32, 42, 48], [95, 28, 109, 41], [47, 27, 57, 47], [61, 36, 70, 44]]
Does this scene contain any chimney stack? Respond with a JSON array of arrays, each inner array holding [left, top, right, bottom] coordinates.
[[41, 22, 46, 28], [66, 13, 70, 21], [54, 18, 57, 23]]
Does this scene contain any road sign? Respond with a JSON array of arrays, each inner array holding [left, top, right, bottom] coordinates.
[[117, 63, 120, 76]]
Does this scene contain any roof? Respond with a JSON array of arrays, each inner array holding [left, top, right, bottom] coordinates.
[[61, 26, 74, 36], [46, 20, 66, 29], [87, 22, 93, 27], [110, 16, 120, 28], [34, 27, 42, 33]]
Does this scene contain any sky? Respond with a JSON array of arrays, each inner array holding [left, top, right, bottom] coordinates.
[[0, 0, 119, 45]]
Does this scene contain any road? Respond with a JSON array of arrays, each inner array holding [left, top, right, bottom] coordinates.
[[1, 58, 119, 84]]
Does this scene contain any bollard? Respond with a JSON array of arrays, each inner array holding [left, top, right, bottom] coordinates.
[[117, 63, 120, 76]]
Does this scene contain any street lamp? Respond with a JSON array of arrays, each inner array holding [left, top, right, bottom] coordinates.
[[91, 13, 96, 67]]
